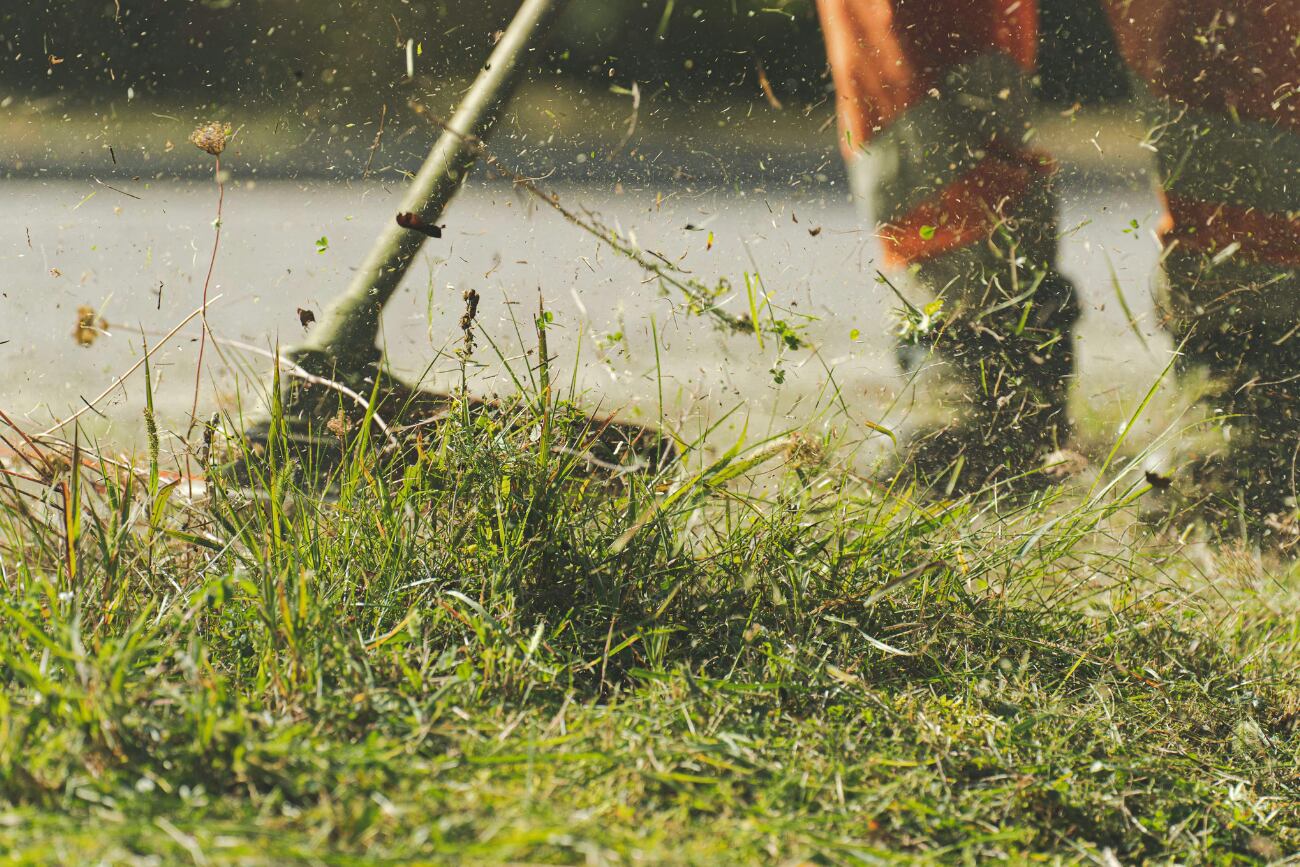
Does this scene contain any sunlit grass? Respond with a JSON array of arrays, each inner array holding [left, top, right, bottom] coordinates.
[[0, 331, 1297, 863]]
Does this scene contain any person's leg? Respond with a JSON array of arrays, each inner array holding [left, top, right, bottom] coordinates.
[[817, 0, 1078, 493], [1108, 2, 1300, 529]]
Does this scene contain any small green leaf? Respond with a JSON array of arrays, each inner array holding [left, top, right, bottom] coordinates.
[[919, 225, 936, 240], [315, 236, 329, 254]]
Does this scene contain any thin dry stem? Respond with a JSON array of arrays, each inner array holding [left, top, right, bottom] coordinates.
[[189, 154, 225, 441], [37, 296, 223, 439]]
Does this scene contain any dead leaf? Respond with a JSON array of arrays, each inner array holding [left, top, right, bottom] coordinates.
[[73, 305, 109, 347]]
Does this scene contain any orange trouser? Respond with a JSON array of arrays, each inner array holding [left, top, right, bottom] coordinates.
[[817, 0, 1299, 272]]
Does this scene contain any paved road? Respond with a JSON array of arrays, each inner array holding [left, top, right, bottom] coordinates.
[[2, 169, 1172, 463]]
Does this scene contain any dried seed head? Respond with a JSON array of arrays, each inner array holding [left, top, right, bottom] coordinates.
[[458, 289, 481, 359], [325, 409, 352, 440], [189, 121, 229, 156]]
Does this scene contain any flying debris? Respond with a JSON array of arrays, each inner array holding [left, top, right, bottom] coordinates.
[[1144, 469, 1173, 491], [396, 212, 443, 238]]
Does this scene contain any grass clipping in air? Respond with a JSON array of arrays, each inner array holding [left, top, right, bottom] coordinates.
[[0, 339, 1297, 863]]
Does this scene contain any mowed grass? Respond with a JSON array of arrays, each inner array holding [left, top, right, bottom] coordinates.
[[1, 355, 1298, 864]]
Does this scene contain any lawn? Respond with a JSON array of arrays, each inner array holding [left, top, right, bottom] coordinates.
[[0, 352, 1297, 864]]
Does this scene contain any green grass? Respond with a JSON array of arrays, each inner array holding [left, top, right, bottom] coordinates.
[[1, 345, 1298, 864]]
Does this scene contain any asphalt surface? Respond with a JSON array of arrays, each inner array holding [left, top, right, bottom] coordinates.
[[3, 166, 1173, 462]]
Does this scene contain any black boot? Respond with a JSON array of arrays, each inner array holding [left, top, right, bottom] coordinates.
[[1176, 318, 1300, 544], [1163, 252, 1300, 547], [895, 272, 1077, 495]]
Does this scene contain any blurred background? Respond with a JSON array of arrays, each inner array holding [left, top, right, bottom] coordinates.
[[1, 0, 1168, 462], [3, 0, 1130, 177]]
